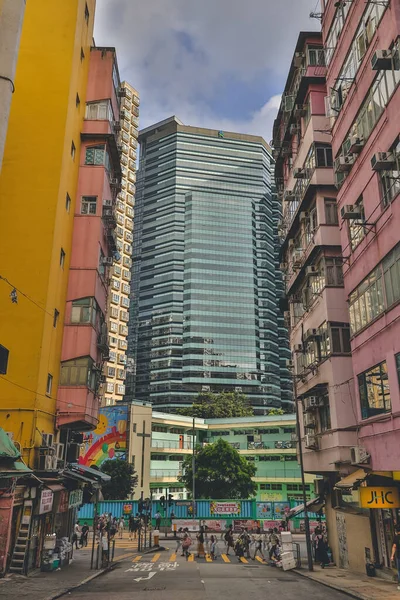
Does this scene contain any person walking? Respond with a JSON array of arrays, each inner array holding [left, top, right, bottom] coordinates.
[[315, 526, 330, 567], [210, 535, 218, 560], [155, 511, 162, 530], [391, 524, 400, 590], [118, 517, 125, 539], [182, 531, 192, 560], [72, 521, 81, 550], [176, 527, 184, 555], [128, 515, 135, 541], [252, 527, 265, 561], [80, 522, 89, 547], [224, 525, 234, 556], [196, 525, 206, 558]]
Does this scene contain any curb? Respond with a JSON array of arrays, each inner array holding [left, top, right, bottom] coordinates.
[[293, 569, 372, 600]]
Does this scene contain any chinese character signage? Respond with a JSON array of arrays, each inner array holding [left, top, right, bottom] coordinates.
[[210, 501, 241, 515], [69, 489, 83, 508], [79, 405, 128, 468], [360, 487, 400, 509], [58, 490, 69, 513], [39, 489, 54, 514]]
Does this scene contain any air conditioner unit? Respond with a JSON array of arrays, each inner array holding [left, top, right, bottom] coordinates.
[[272, 149, 280, 160], [104, 199, 113, 207], [304, 413, 316, 429], [371, 49, 393, 71], [335, 155, 355, 173], [304, 396, 321, 411], [120, 110, 126, 120], [201, 385, 211, 392], [341, 204, 362, 220], [54, 443, 65, 461], [292, 249, 303, 267], [294, 52, 304, 68], [284, 190, 296, 202], [299, 211, 308, 221], [294, 344, 303, 353], [305, 328, 319, 340], [348, 136, 365, 154], [304, 434, 318, 449], [286, 359, 293, 368], [118, 88, 127, 98], [350, 446, 371, 465], [113, 121, 121, 131], [371, 152, 396, 171], [306, 266, 318, 277], [294, 104, 307, 118], [293, 168, 306, 179], [279, 262, 287, 271], [44, 454, 58, 470], [42, 433, 54, 447], [110, 178, 120, 186], [102, 256, 114, 265]]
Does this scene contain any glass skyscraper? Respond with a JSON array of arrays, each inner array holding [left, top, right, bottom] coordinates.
[[126, 117, 292, 414]]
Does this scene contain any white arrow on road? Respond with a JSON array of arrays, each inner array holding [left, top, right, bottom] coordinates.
[[134, 571, 156, 583]]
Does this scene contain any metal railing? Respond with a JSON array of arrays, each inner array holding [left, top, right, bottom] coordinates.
[[151, 439, 193, 450], [150, 469, 183, 479]]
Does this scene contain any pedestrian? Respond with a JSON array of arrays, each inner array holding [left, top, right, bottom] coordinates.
[[315, 526, 330, 567], [118, 517, 125, 539], [210, 535, 218, 560], [234, 536, 245, 561], [252, 527, 265, 561], [176, 527, 184, 555], [110, 518, 117, 540], [196, 525, 206, 558], [80, 522, 89, 547], [72, 521, 80, 550], [240, 528, 251, 558], [128, 515, 135, 541], [391, 524, 400, 591], [182, 531, 192, 560], [268, 529, 280, 563], [155, 511, 162, 530], [224, 525, 234, 555]]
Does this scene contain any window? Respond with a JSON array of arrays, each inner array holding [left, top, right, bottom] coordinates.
[[358, 361, 391, 419], [107, 366, 116, 377], [80, 48, 85, 62], [308, 47, 325, 66], [84, 2, 89, 24], [324, 199, 338, 225], [349, 197, 365, 251], [85, 100, 113, 122], [60, 357, 96, 390], [71, 141, 76, 160], [383, 244, 400, 308], [380, 141, 400, 208], [46, 374, 53, 395], [349, 267, 384, 334], [319, 395, 331, 432], [85, 145, 110, 170], [316, 146, 333, 167], [76, 93, 80, 107], [71, 297, 99, 326], [81, 196, 97, 215], [53, 309, 59, 328], [66, 193, 71, 213], [60, 248, 65, 268], [325, 258, 343, 287]]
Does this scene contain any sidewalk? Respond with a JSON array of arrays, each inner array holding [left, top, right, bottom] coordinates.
[[294, 564, 399, 600], [0, 543, 135, 600]]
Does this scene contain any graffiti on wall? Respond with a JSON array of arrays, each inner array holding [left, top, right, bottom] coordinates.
[[336, 512, 349, 568], [79, 406, 128, 467]]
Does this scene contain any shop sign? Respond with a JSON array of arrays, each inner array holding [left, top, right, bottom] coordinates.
[[210, 501, 241, 515], [175, 501, 192, 507], [393, 472, 400, 481], [68, 489, 83, 508], [39, 489, 54, 514], [360, 487, 400, 509], [260, 492, 284, 502], [123, 503, 133, 514], [58, 490, 69, 513]]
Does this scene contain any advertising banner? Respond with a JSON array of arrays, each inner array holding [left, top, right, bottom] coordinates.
[[79, 405, 128, 468], [39, 489, 54, 514], [233, 519, 260, 532], [273, 501, 291, 519], [256, 502, 273, 519], [174, 519, 227, 532], [262, 520, 281, 531], [210, 501, 241, 515], [123, 503, 133, 514]]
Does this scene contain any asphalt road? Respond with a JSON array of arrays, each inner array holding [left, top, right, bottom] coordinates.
[[69, 542, 350, 600]]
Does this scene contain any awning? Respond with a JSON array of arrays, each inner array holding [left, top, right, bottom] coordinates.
[[44, 484, 65, 493], [63, 463, 111, 484], [287, 497, 325, 519], [335, 469, 368, 490], [0, 429, 21, 459], [0, 460, 33, 478]]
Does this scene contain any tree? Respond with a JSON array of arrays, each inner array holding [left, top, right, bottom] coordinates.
[[267, 408, 285, 416], [176, 391, 254, 419], [100, 459, 138, 500], [179, 439, 257, 499]]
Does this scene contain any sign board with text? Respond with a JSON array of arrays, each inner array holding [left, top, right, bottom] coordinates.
[[360, 487, 400, 509], [210, 501, 241, 515], [69, 489, 83, 508], [123, 503, 133, 514], [39, 489, 54, 514]]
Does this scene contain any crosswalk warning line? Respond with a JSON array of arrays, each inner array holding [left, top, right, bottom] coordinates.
[[240, 557, 248, 564], [188, 554, 194, 562], [255, 556, 265, 563], [205, 554, 213, 563], [132, 556, 142, 562], [169, 553, 177, 562], [221, 554, 231, 563], [151, 553, 161, 563]]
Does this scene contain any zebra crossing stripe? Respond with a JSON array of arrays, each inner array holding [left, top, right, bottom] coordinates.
[[151, 553, 161, 563], [221, 554, 231, 563], [188, 554, 194, 562], [132, 556, 142, 562], [205, 554, 213, 563], [169, 553, 177, 561], [239, 557, 248, 563]]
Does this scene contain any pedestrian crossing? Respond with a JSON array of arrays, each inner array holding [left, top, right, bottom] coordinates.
[[131, 552, 268, 566]]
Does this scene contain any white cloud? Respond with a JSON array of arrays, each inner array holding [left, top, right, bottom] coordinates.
[[94, 0, 319, 139]]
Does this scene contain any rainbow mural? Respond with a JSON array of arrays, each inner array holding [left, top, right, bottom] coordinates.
[[79, 405, 128, 468]]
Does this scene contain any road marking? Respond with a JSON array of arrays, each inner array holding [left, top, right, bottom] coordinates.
[[240, 557, 248, 564], [151, 553, 161, 563], [188, 553, 194, 562], [255, 556, 265, 564], [132, 555, 142, 562], [221, 554, 230, 563], [205, 554, 213, 563], [169, 553, 176, 562], [134, 572, 156, 583]]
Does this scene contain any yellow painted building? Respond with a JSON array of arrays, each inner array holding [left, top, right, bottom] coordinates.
[[0, 0, 96, 467]]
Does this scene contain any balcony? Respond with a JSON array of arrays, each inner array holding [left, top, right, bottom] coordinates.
[[57, 388, 99, 431], [102, 206, 116, 228]]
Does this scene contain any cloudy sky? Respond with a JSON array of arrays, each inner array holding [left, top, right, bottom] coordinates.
[[94, 0, 320, 141]]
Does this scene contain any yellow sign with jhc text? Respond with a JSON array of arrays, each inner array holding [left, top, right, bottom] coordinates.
[[360, 487, 400, 509]]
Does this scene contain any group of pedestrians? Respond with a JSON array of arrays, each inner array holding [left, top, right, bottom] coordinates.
[[128, 513, 145, 540], [71, 521, 90, 549]]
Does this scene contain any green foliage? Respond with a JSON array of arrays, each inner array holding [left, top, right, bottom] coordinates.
[[178, 439, 257, 499], [100, 459, 138, 500], [176, 391, 254, 419], [266, 408, 285, 416]]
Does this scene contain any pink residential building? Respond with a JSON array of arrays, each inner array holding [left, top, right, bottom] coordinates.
[[57, 47, 121, 437], [321, 0, 400, 573]]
